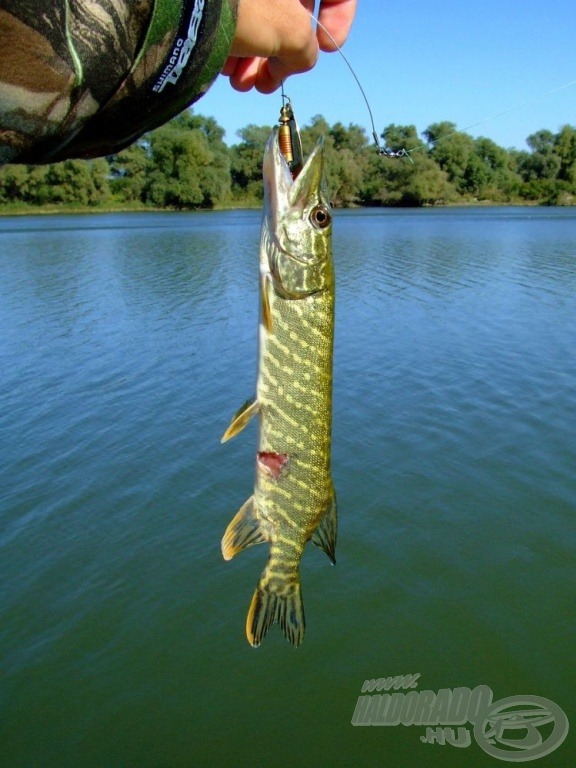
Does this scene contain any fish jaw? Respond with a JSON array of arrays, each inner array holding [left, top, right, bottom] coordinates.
[[262, 128, 333, 299]]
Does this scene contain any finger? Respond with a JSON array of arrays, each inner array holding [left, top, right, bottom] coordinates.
[[273, 5, 318, 75], [222, 56, 239, 77], [317, 0, 358, 51], [230, 0, 318, 77], [298, 0, 316, 16], [227, 57, 263, 92], [224, 55, 295, 95], [253, 59, 290, 94], [254, 60, 283, 95]]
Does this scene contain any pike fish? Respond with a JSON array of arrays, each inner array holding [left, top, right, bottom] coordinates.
[[221, 126, 336, 647]]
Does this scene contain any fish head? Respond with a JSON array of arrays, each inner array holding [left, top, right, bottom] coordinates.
[[262, 128, 333, 299]]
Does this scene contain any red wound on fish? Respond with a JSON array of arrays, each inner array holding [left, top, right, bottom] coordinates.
[[257, 452, 289, 479]]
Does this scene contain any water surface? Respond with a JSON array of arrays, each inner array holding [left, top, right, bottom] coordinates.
[[1, 207, 575, 767]]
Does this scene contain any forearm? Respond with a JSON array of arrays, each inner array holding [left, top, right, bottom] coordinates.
[[0, 0, 237, 164]]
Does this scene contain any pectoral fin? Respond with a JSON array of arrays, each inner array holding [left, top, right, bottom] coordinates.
[[221, 496, 268, 561], [311, 487, 337, 564], [221, 397, 259, 443], [261, 273, 273, 333]]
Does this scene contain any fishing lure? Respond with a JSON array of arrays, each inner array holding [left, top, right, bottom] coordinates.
[[277, 93, 304, 178]]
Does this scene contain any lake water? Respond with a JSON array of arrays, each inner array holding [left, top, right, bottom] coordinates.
[[0, 207, 575, 767]]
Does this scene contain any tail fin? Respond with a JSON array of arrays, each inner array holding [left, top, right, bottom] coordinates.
[[246, 567, 305, 647]]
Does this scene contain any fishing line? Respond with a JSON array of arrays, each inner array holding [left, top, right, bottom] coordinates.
[[307, 10, 576, 161], [413, 78, 576, 155], [309, 13, 411, 159]]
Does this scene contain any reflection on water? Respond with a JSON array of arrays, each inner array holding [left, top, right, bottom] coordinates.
[[0, 208, 575, 767]]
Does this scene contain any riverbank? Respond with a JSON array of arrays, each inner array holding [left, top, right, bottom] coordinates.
[[0, 198, 566, 217]]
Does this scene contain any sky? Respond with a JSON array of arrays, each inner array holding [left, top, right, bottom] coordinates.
[[199, 0, 576, 151]]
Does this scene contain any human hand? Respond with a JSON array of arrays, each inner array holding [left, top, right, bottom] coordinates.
[[223, 0, 358, 93]]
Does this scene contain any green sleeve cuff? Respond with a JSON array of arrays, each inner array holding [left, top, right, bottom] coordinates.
[[26, 0, 238, 162], [193, 0, 237, 102]]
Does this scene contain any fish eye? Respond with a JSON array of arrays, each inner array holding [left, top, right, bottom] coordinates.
[[310, 205, 331, 230]]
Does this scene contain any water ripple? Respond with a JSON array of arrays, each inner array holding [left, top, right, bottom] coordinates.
[[1, 208, 575, 766]]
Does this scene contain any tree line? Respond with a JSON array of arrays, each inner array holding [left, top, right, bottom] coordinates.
[[1, 111, 575, 209]]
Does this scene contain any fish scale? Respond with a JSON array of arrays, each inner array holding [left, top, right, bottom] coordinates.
[[221, 127, 337, 647]]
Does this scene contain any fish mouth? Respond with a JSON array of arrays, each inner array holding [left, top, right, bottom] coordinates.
[[262, 127, 331, 298], [263, 127, 325, 228]]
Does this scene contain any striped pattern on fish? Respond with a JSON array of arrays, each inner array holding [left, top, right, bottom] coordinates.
[[221, 127, 336, 647]]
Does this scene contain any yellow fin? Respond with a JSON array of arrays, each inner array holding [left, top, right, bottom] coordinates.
[[221, 496, 267, 561], [221, 397, 259, 443], [261, 273, 273, 333], [311, 487, 337, 564], [246, 567, 305, 647]]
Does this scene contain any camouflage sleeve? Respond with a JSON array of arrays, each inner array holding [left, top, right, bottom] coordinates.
[[0, 0, 237, 164]]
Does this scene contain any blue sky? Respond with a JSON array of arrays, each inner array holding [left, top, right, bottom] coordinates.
[[199, 0, 576, 150]]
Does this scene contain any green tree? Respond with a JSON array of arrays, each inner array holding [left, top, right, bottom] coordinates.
[[424, 122, 481, 196], [144, 112, 230, 208], [330, 121, 369, 153], [0, 164, 29, 203], [187, 113, 231, 205], [470, 138, 519, 201], [89, 159, 111, 204], [526, 129, 555, 154], [422, 121, 458, 147], [325, 146, 365, 206], [109, 142, 150, 202], [3, 111, 576, 210], [516, 149, 561, 183], [301, 115, 331, 155], [230, 124, 271, 201], [518, 129, 561, 183], [359, 125, 453, 206], [382, 123, 424, 155], [26, 166, 52, 205], [324, 122, 370, 205], [554, 124, 576, 183], [42, 159, 110, 205]]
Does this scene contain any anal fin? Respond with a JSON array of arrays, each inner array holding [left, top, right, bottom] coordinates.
[[221, 397, 259, 443], [311, 487, 337, 564], [221, 496, 268, 561]]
